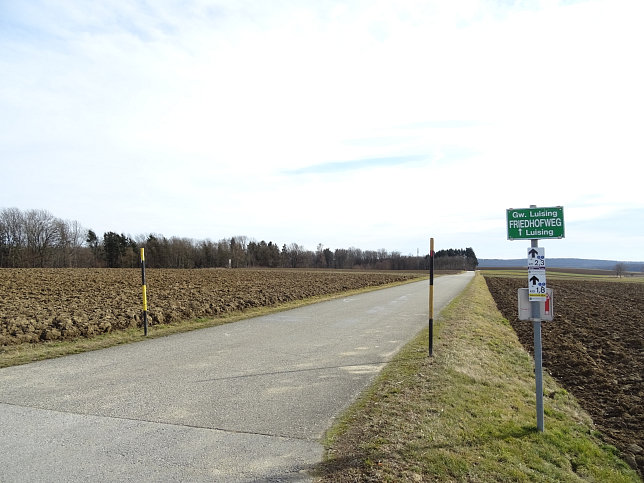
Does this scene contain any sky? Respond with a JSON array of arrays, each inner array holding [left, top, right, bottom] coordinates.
[[1, 0, 643, 261]]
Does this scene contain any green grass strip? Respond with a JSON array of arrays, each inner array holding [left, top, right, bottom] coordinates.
[[317, 273, 640, 482]]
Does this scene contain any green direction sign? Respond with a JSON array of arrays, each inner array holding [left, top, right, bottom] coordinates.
[[507, 206, 564, 240]]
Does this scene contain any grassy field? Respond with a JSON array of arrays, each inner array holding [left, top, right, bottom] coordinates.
[[315, 273, 640, 481]]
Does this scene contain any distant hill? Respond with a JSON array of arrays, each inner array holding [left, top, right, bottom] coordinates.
[[478, 258, 644, 272]]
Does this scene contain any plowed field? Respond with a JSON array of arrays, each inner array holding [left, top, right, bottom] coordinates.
[[0, 268, 421, 346], [484, 276, 644, 476]]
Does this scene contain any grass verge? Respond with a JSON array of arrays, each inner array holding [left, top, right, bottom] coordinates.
[[315, 273, 640, 482], [0, 276, 426, 369]]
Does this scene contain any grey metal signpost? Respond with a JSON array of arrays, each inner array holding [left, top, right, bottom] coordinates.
[[507, 205, 564, 432], [531, 238, 544, 432]]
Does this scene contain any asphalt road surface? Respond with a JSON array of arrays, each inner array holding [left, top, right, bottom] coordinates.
[[0, 272, 474, 482]]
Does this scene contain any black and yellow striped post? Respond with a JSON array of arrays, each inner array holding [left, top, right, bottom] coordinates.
[[140, 248, 148, 336], [429, 238, 435, 356]]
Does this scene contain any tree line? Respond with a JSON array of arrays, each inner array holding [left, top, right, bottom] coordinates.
[[0, 207, 478, 271]]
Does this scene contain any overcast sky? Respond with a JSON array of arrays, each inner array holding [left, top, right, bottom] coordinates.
[[1, 0, 643, 261]]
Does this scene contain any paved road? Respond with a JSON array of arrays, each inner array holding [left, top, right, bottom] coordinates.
[[0, 272, 474, 482]]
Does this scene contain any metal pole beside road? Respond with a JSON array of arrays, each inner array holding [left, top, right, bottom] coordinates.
[[429, 238, 434, 357], [141, 248, 148, 337], [531, 237, 544, 432]]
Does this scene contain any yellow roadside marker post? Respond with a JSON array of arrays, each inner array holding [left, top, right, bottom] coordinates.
[[140, 248, 148, 336]]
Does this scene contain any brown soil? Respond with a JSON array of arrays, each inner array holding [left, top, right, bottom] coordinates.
[[484, 276, 644, 476], [0, 268, 421, 346]]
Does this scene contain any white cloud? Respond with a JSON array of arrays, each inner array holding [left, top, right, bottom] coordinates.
[[1, 0, 643, 260]]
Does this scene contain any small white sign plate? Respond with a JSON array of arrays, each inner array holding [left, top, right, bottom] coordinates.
[[528, 268, 547, 301]]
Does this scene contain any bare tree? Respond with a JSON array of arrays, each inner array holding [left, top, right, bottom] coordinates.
[[334, 248, 348, 269], [230, 236, 248, 268], [68, 220, 86, 267], [50, 219, 86, 267], [287, 243, 304, 268], [0, 207, 26, 267], [615, 262, 626, 278], [24, 209, 58, 267], [53, 218, 72, 267], [315, 243, 325, 268]]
